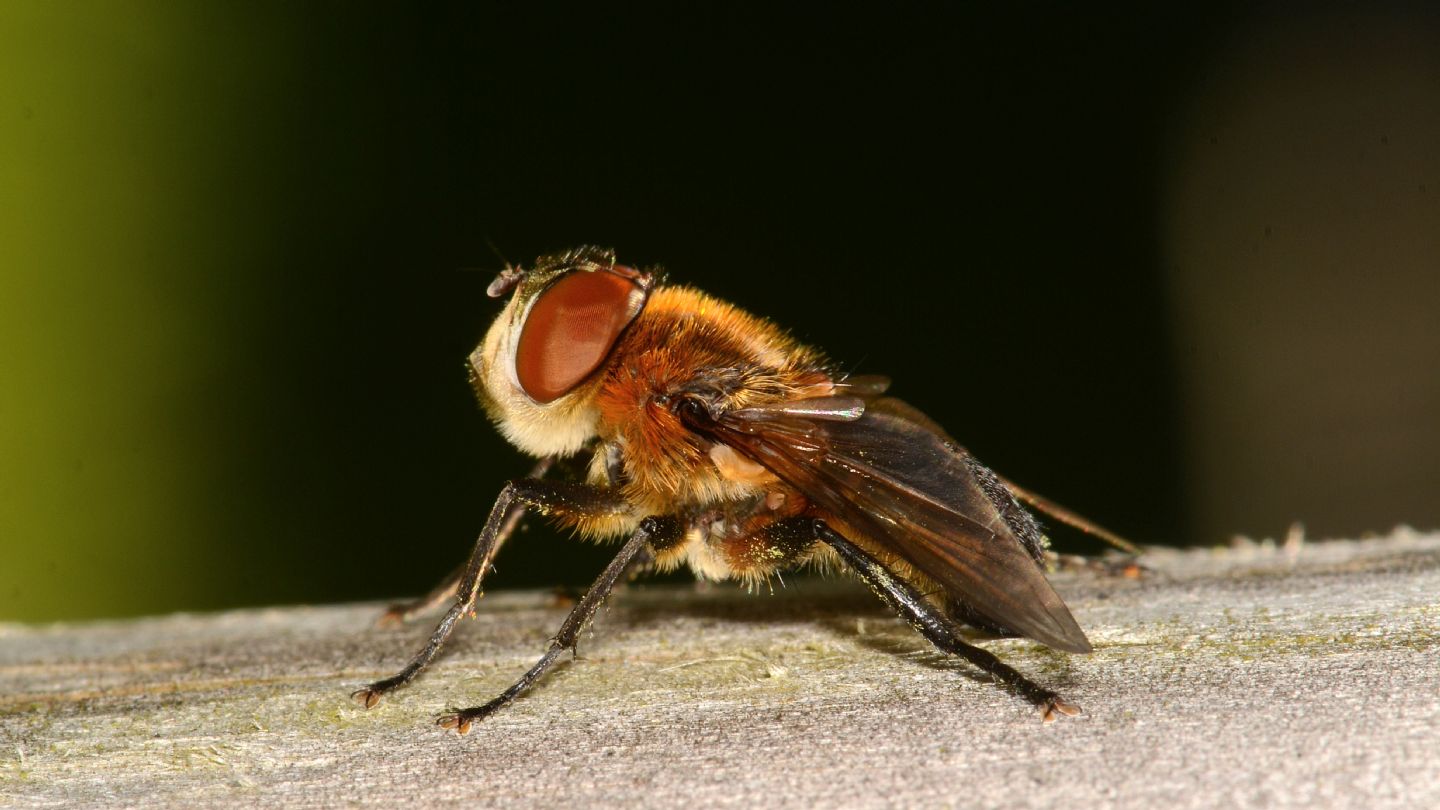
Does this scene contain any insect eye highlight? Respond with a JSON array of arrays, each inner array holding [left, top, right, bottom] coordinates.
[[514, 270, 644, 403]]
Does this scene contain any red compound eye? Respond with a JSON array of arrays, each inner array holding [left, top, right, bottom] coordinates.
[[514, 270, 642, 403]]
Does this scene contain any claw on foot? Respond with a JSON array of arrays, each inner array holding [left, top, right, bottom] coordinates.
[[437, 712, 473, 735], [375, 608, 405, 629], [1040, 696, 1082, 723], [351, 688, 382, 709]]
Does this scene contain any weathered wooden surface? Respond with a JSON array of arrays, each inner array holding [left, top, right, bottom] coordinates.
[[2, 530, 1438, 809]]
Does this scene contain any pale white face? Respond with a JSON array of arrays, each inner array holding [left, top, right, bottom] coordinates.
[[468, 251, 651, 459], [470, 294, 603, 459]]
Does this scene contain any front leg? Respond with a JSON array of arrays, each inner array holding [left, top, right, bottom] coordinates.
[[438, 515, 685, 734], [353, 478, 629, 708], [812, 520, 1082, 723], [378, 456, 556, 627]]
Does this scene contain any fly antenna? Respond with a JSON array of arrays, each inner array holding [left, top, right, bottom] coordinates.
[[480, 236, 528, 298], [481, 234, 512, 269]]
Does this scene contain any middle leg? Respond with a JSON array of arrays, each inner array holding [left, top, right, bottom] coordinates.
[[437, 515, 685, 734]]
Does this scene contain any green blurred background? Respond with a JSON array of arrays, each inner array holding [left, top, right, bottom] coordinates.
[[3, 3, 1437, 622]]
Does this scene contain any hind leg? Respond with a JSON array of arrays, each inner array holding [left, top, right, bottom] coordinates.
[[811, 519, 1080, 722]]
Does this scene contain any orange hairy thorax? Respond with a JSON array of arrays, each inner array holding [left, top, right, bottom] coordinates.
[[593, 286, 828, 503]]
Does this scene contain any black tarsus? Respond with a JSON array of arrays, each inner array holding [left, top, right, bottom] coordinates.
[[811, 519, 1081, 722], [353, 477, 629, 707], [378, 457, 557, 626], [437, 515, 685, 734]]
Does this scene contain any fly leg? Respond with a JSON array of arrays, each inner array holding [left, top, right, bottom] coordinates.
[[352, 478, 628, 708], [996, 472, 1142, 556], [437, 515, 684, 734], [377, 457, 555, 627], [376, 561, 464, 628], [811, 519, 1082, 723]]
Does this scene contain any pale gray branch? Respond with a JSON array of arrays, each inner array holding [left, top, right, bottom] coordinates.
[[2, 530, 1438, 809]]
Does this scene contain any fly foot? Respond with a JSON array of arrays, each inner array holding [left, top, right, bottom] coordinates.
[[351, 687, 385, 709], [1040, 695, 1082, 723]]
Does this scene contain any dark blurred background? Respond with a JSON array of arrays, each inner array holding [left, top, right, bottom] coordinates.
[[3, 3, 1437, 622]]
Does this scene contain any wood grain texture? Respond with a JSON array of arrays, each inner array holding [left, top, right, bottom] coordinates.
[[2, 530, 1438, 809]]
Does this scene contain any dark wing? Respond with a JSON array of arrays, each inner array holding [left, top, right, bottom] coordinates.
[[691, 396, 1091, 653]]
